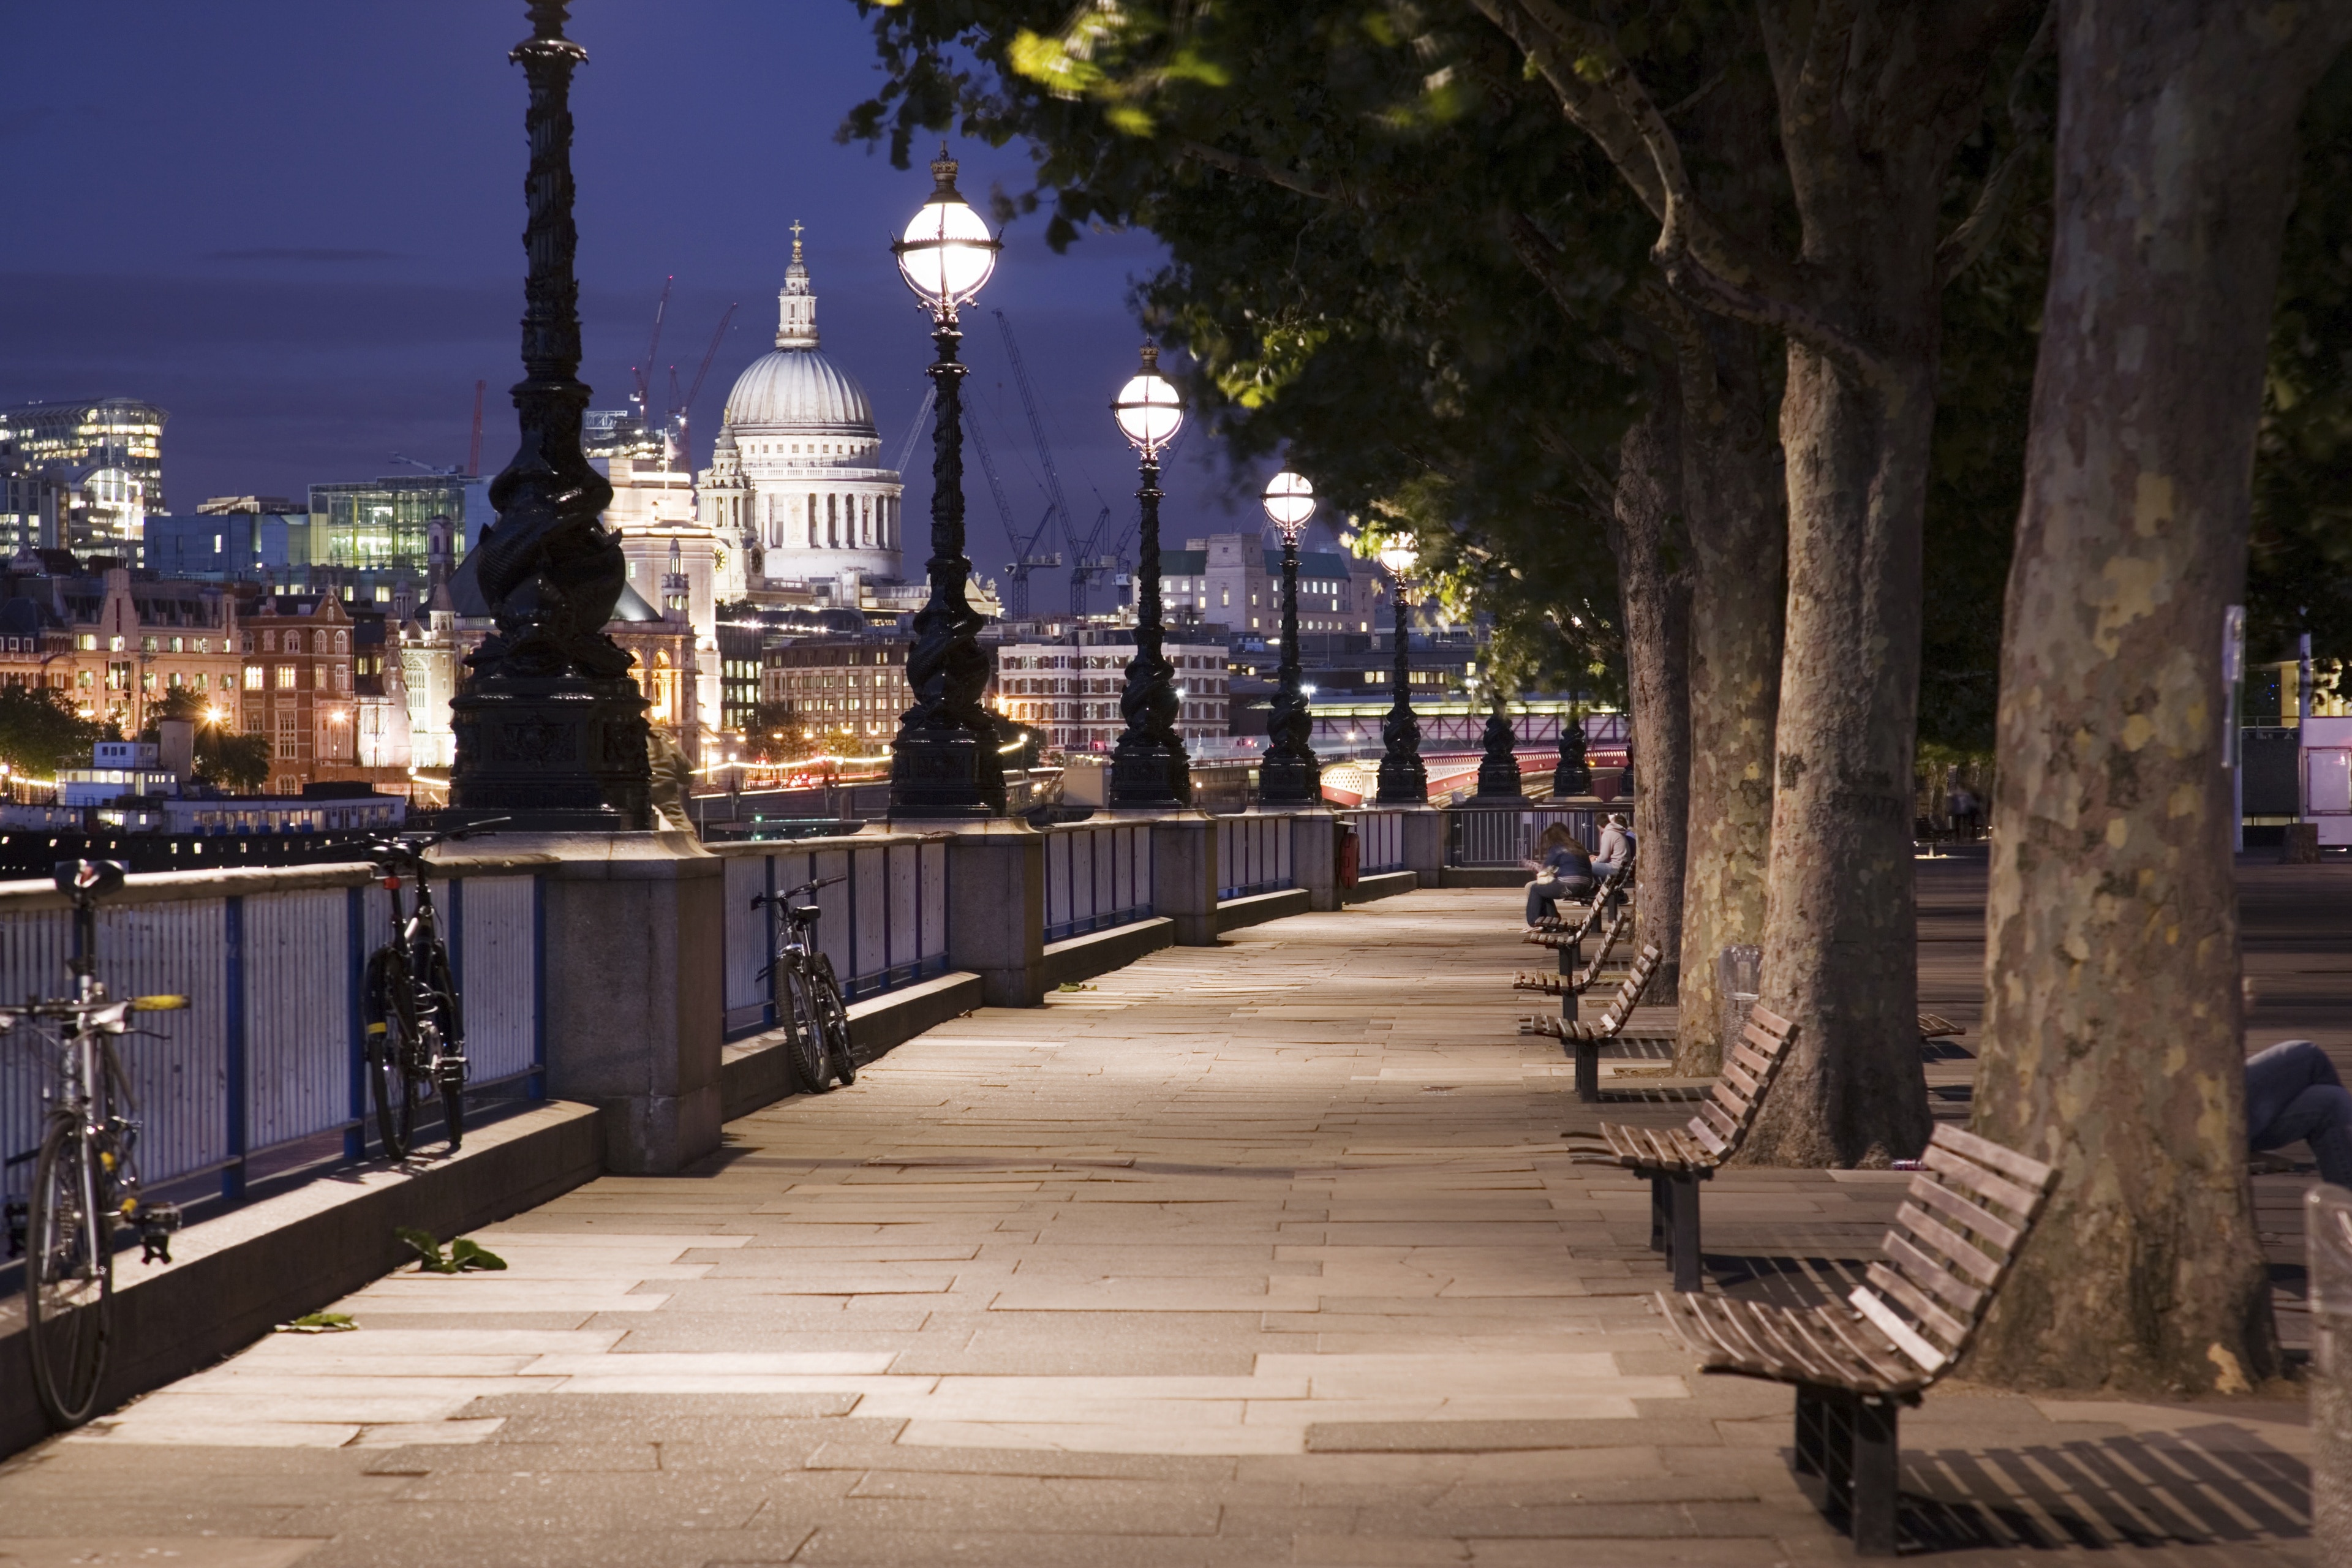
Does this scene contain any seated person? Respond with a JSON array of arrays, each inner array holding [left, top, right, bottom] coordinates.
[[1593, 812, 1636, 918], [1523, 824, 1596, 927], [2247, 1038, 2352, 1187]]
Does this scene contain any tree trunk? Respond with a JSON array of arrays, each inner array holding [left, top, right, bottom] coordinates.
[[1675, 319, 1784, 1074], [1611, 376, 1692, 1003], [1965, 0, 2351, 1395]]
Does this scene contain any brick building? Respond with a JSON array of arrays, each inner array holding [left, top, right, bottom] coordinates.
[[237, 594, 356, 795]]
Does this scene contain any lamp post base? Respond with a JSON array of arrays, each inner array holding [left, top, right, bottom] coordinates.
[[890, 724, 1001, 818], [1374, 753, 1428, 805], [1109, 737, 1192, 812], [1258, 751, 1322, 807], [447, 673, 652, 831]]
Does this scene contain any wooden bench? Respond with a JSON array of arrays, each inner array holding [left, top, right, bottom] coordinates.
[[1561, 1002, 1798, 1287], [1917, 1012, 1963, 1040], [1520, 942, 1663, 1101], [1655, 1123, 2057, 1556], [1513, 903, 1630, 998]]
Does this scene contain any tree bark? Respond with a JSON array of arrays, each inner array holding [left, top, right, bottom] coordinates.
[[1675, 318, 1784, 1074], [1966, 0, 2352, 1395], [1611, 375, 1692, 1003]]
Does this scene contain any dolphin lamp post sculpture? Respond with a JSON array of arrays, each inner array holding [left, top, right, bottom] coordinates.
[[1373, 538, 1428, 805], [1106, 346, 1191, 810], [886, 148, 1005, 818], [1257, 470, 1321, 806], [448, 0, 651, 831]]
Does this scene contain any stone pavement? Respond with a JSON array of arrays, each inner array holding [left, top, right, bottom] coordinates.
[[0, 871, 2326, 1567]]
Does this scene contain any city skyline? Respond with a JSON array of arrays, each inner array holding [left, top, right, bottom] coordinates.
[[0, 1, 1333, 583]]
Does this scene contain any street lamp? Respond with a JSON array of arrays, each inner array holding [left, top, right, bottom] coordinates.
[[887, 145, 1005, 818], [1374, 538, 1428, 804], [1106, 344, 1191, 810], [1257, 470, 1320, 806]]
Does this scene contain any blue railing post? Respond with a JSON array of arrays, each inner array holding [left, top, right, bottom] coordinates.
[[222, 895, 246, 1202], [345, 885, 366, 1161], [529, 873, 547, 1101]]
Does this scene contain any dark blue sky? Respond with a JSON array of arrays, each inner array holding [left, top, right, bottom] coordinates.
[[0, 1, 1315, 577]]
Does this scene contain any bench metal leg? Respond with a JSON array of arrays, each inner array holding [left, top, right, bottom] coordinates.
[[1648, 1174, 1669, 1251], [1793, 1385, 1831, 1477], [1558, 938, 1580, 1023], [1663, 1171, 1703, 1292], [1574, 1040, 1599, 1101], [1850, 1395, 1900, 1556]]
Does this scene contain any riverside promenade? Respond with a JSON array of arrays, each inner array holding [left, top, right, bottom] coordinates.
[[0, 862, 2327, 1566]]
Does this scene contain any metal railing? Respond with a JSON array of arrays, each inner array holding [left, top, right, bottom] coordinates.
[[1343, 809, 1409, 874], [1445, 805, 1601, 867], [1218, 813, 1295, 899], [717, 834, 951, 1041], [1041, 821, 1153, 944], [0, 865, 544, 1206]]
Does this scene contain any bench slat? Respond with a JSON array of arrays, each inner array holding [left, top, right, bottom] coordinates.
[[1717, 1056, 1759, 1102], [1864, 1259, 1970, 1349], [1923, 1144, 2041, 1218], [1849, 1287, 1948, 1374], [1708, 1082, 1754, 1128], [1728, 1039, 1774, 1080], [1930, 1123, 2056, 1191], [1880, 1232, 1988, 1318], [1894, 1202, 2002, 1287], [1695, 1098, 1740, 1140], [1905, 1170, 2023, 1252], [1815, 1297, 1934, 1385]]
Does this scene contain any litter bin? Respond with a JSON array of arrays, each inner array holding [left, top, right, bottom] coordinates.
[[2312, 1184, 2352, 1537], [1336, 822, 1359, 890]]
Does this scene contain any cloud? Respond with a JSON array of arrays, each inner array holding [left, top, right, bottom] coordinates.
[[202, 247, 402, 263]]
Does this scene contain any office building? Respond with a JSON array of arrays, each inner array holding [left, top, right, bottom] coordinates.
[[307, 474, 491, 572], [1161, 531, 1380, 641], [0, 398, 169, 554], [991, 631, 1230, 753]]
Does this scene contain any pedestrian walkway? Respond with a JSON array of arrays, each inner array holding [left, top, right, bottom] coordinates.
[[0, 880, 2320, 1566]]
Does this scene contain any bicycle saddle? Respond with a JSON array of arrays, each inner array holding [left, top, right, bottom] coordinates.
[[53, 860, 126, 901], [787, 903, 822, 925]]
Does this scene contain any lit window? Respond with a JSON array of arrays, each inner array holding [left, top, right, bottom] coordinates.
[[244, 667, 263, 690], [276, 666, 295, 689]]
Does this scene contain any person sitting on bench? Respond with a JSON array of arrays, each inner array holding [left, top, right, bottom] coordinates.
[[2247, 1038, 2352, 1186], [1523, 824, 1596, 927]]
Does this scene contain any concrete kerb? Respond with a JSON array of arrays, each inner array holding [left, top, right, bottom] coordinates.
[[1344, 869, 1418, 903], [1218, 887, 1314, 931], [0, 1100, 603, 1461], [720, 968, 986, 1119]]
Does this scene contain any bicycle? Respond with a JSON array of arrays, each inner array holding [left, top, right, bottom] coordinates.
[[360, 821, 502, 1159], [751, 874, 856, 1095], [2, 858, 188, 1428]]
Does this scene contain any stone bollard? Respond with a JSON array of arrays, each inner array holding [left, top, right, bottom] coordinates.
[[1719, 944, 1762, 1060], [2311, 1183, 2352, 1538], [2285, 822, 2322, 864]]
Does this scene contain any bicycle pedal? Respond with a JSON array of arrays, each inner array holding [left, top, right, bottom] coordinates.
[[138, 1203, 183, 1264]]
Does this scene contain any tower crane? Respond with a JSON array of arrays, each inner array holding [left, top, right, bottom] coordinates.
[[630, 276, 674, 437], [891, 386, 937, 477], [669, 303, 739, 471], [970, 417, 1060, 619], [990, 309, 1091, 615]]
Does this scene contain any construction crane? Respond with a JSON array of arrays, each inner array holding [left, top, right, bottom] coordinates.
[[668, 302, 739, 471], [466, 380, 486, 475], [629, 276, 674, 437], [892, 386, 937, 478], [968, 417, 1061, 619], [390, 453, 459, 477], [990, 309, 1092, 615]]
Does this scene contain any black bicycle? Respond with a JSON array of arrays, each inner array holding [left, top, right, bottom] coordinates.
[[361, 823, 500, 1159], [752, 875, 855, 1094], [2, 859, 187, 1428]]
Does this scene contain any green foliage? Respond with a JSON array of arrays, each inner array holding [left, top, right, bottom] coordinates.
[[137, 687, 271, 793], [396, 1227, 507, 1273], [276, 1312, 357, 1334], [843, 0, 1657, 700], [0, 685, 105, 780], [2249, 51, 2352, 664]]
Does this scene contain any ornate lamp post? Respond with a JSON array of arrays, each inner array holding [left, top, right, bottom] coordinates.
[[1257, 470, 1320, 806], [1373, 539, 1428, 804], [887, 147, 1005, 818], [1107, 345, 1191, 810], [449, 0, 650, 831]]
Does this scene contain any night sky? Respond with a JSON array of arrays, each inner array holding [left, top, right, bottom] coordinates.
[[0, 2, 1321, 582]]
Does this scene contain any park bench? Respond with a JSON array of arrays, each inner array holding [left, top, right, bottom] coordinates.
[[1655, 1123, 2057, 1556], [1561, 1001, 1799, 1289], [1525, 858, 1635, 937], [1520, 941, 1664, 1101], [1513, 903, 1631, 997]]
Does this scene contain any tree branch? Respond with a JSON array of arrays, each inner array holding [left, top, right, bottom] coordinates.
[[1936, 6, 2054, 287], [1174, 138, 1346, 203], [1475, 0, 1893, 390]]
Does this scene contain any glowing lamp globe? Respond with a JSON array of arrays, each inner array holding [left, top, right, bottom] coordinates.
[[1261, 471, 1316, 541], [1112, 344, 1185, 456], [892, 148, 1000, 316], [1377, 538, 1420, 581]]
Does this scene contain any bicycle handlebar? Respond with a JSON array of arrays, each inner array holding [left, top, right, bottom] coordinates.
[[748, 873, 846, 911], [363, 817, 513, 866]]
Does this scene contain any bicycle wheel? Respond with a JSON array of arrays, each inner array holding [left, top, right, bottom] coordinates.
[[363, 948, 420, 1159], [812, 962, 854, 1087], [777, 965, 831, 1094], [421, 944, 464, 1152], [26, 1117, 112, 1427]]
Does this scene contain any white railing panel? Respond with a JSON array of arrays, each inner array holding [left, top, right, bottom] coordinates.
[[919, 841, 948, 962], [723, 852, 771, 1032], [244, 888, 350, 1152], [850, 843, 889, 995], [458, 875, 536, 1087]]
